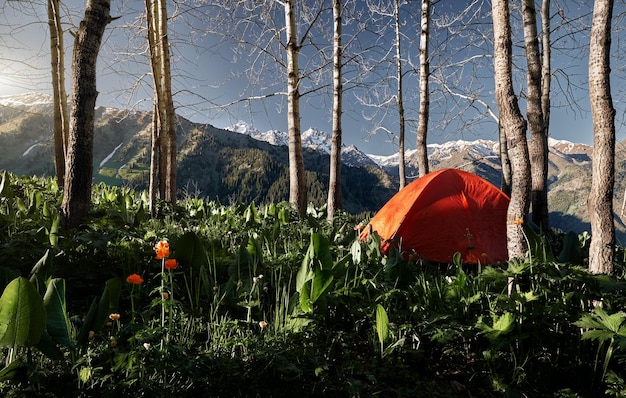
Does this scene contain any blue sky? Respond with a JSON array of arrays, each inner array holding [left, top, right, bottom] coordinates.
[[0, 0, 623, 155]]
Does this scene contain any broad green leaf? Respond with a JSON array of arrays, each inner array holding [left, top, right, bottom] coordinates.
[[49, 213, 60, 248], [575, 308, 626, 343], [310, 232, 333, 270], [332, 253, 351, 275], [94, 278, 121, 332], [350, 239, 363, 266], [245, 202, 259, 225], [298, 269, 333, 313], [29, 249, 53, 290], [511, 291, 539, 304], [246, 235, 263, 265], [299, 286, 312, 313], [135, 201, 147, 224], [575, 312, 605, 331], [476, 312, 515, 341], [35, 330, 64, 360], [0, 277, 46, 347], [595, 308, 626, 333], [309, 269, 334, 303], [175, 231, 209, 271], [42, 200, 50, 218], [376, 304, 389, 345], [278, 207, 289, 224], [0, 360, 28, 382], [43, 278, 73, 348], [16, 198, 27, 214], [265, 203, 276, 218], [492, 312, 515, 335], [77, 298, 99, 348], [580, 329, 616, 343], [296, 250, 315, 293]]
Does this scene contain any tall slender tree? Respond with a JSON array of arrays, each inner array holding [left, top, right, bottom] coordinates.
[[48, 0, 70, 188], [191, 0, 331, 214], [394, 0, 407, 189], [285, 0, 307, 214], [540, 0, 551, 163], [156, 0, 176, 204], [146, 0, 161, 215], [523, 0, 549, 231], [492, 0, 530, 259], [588, 0, 615, 275], [415, 0, 430, 178], [327, 0, 343, 221], [145, 0, 177, 213], [60, 0, 112, 228]]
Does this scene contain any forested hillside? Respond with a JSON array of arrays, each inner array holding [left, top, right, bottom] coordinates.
[[0, 96, 397, 214]]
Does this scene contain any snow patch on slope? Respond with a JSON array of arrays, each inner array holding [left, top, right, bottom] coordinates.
[[99, 143, 123, 168]]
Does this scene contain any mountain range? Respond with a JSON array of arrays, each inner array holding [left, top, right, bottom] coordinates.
[[2, 92, 626, 241]]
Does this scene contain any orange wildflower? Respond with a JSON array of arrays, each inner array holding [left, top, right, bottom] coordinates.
[[154, 240, 170, 260], [164, 259, 179, 271], [109, 313, 121, 321], [126, 273, 144, 285]]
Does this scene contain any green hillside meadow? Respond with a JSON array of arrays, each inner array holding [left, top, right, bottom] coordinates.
[[1, 171, 626, 397]]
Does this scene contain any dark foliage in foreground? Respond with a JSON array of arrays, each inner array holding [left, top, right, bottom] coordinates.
[[1, 172, 626, 397]]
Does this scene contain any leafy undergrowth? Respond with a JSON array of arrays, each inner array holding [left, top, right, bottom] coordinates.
[[1, 171, 626, 397]]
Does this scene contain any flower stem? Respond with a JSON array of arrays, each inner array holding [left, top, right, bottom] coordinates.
[[161, 258, 165, 329]]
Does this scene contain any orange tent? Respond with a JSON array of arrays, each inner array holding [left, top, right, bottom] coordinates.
[[360, 168, 510, 264]]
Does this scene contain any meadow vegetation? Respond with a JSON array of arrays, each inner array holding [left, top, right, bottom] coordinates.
[[1, 171, 626, 397]]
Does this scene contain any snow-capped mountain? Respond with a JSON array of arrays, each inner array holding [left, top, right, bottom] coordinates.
[[368, 140, 500, 168], [0, 92, 53, 107], [227, 121, 332, 153], [227, 121, 288, 147], [227, 121, 377, 168], [226, 121, 599, 180], [0, 92, 55, 114]]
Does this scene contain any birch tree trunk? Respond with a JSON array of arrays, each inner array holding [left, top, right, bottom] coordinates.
[[146, 0, 161, 215], [416, 0, 430, 178], [523, 0, 549, 231], [285, 0, 307, 214], [395, 0, 406, 189], [327, 0, 342, 221], [149, 101, 159, 216], [145, 0, 177, 208], [156, 0, 177, 203], [48, 0, 70, 187], [492, 0, 530, 259], [588, 0, 615, 275], [499, 124, 512, 196], [540, 0, 551, 157]]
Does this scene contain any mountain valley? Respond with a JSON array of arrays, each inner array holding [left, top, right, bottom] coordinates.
[[2, 93, 626, 242]]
